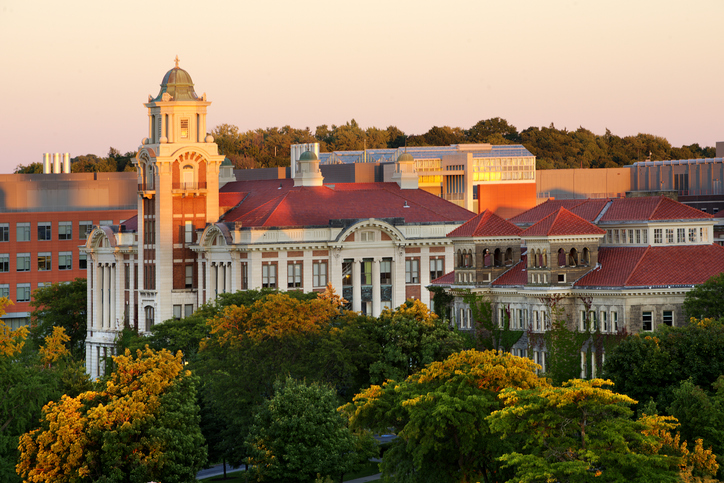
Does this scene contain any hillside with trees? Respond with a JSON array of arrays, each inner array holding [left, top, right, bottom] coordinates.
[[14, 119, 715, 174]]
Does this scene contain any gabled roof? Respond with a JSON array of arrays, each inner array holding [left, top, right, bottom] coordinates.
[[600, 196, 713, 222], [430, 271, 455, 285], [492, 255, 528, 286], [520, 207, 606, 237], [447, 210, 521, 238], [508, 199, 591, 226], [219, 179, 475, 228], [575, 245, 724, 288], [120, 215, 138, 232]]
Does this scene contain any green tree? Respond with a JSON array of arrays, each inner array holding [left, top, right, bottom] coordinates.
[[17, 347, 206, 483], [684, 273, 724, 320], [246, 377, 375, 483], [463, 293, 523, 353], [369, 300, 464, 384], [13, 162, 43, 174], [466, 118, 519, 144], [29, 278, 87, 358], [488, 379, 682, 483], [344, 349, 547, 483]]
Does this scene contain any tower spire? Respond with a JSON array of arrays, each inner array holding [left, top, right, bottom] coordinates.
[[174, 55, 180, 68]]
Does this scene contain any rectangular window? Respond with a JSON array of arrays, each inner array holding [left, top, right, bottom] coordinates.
[[614, 229, 620, 244], [79, 221, 92, 240], [58, 221, 72, 240], [38, 222, 51, 241], [184, 221, 193, 244], [665, 229, 674, 244], [606, 230, 612, 244], [360, 259, 372, 285], [380, 259, 392, 285], [342, 260, 353, 286], [173, 305, 182, 320], [636, 230, 641, 244], [643, 230, 648, 244], [0, 284, 8, 298], [17, 253, 30, 272], [677, 228, 685, 243], [601, 311, 608, 332], [37, 252, 51, 271], [0, 223, 8, 242], [185, 265, 193, 288], [16, 283, 31, 302], [185, 304, 194, 318], [313, 261, 328, 288], [580, 310, 587, 331], [689, 228, 697, 243], [405, 258, 420, 284], [79, 252, 87, 270], [0, 254, 7, 272], [180, 118, 189, 139], [534, 311, 540, 331], [518, 309, 524, 329], [17, 223, 30, 242], [100, 220, 112, 226], [430, 258, 444, 281], [590, 311, 597, 331], [612, 311, 618, 332], [262, 263, 276, 288], [628, 230, 634, 244], [663, 310, 673, 327], [642, 311, 653, 331], [654, 229, 662, 244], [240, 262, 248, 290], [287, 262, 302, 288], [58, 252, 72, 271]]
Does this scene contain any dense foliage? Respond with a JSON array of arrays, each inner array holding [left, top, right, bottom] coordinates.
[[684, 273, 724, 320], [30, 278, 88, 358], [15, 120, 714, 173]]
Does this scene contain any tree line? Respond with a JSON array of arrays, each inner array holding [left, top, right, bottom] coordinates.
[[13, 119, 716, 174], [3, 275, 724, 482]]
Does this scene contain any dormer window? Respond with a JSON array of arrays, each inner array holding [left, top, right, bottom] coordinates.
[[180, 119, 189, 139]]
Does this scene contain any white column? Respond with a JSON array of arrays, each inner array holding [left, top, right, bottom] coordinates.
[[226, 262, 232, 293], [129, 261, 135, 329], [100, 264, 106, 328], [420, 251, 431, 308], [110, 263, 116, 329], [372, 258, 381, 317], [93, 261, 101, 329], [230, 253, 240, 293], [197, 259, 205, 305], [393, 248, 406, 308], [352, 259, 361, 313], [329, 250, 342, 295], [249, 252, 262, 290], [105, 264, 111, 328]]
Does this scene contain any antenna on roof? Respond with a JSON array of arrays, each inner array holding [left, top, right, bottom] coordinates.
[[278, 182, 282, 189], [404, 200, 410, 208]]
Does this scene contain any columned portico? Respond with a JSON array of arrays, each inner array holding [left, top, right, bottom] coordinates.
[[352, 260, 361, 313], [372, 258, 381, 315]]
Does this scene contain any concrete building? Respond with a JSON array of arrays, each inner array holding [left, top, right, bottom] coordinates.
[[82, 63, 475, 378]]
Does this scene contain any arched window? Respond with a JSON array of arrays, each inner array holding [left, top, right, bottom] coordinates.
[[457, 249, 463, 268], [464, 250, 473, 268], [558, 248, 566, 267], [569, 248, 578, 267], [542, 249, 548, 268], [494, 248, 502, 267], [483, 248, 491, 267], [144, 306, 155, 332], [582, 248, 590, 266], [505, 248, 513, 266]]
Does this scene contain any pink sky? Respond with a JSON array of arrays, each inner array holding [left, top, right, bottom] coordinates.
[[0, 0, 722, 173]]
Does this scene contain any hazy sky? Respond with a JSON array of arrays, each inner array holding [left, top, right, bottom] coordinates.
[[1, 0, 722, 173]]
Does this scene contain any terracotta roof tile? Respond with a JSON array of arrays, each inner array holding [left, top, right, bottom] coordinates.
[[220, 180, 475, 227], [600, 196, 713, 222], [430, 271, 455, 285], [447, 210, 522, 238], [575, 245, 724, 287], [520, 207, 606, 237], [508, 199, 588, 225], [492, 255, 528, 286], [121, 215, 138, 232]]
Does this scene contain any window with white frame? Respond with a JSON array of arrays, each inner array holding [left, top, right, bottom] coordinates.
[[313, 261, 327, 288], [580, 310, 587, 331], [614, 229, 620, 243], [0, 223, 8, 242], [173, 305, 182, 320], [17, 223, 30, 242], [654, 229, 662, 244], [359, 231, 375, 242], [58, 252, 72, 271], [636, 229, 641, 244], [79, 221, 93, 240], [589, 311, 597, 331], [518, 309, 524, 329], [665, 229, 674, 244], [185, 221, 194, 244], [287, 262, 302, 288], [380, 259, 391, 285], [601, 311, 608, 332], [38, 222, 51, 241], [628, 230, 634, 244], [59, 221, 72, 240], [430, 257, 444, 281], [185, 304, 194, 318], [262, 263, 277, 288], [79, 252, 87, 270], [643, 230, 648, 244], [37, 252, 51, 271], [0, 284, 8, 298], [405, 258, 419, 284], [185, 265, 193, 288], [16, 283, 31, 302], [0, 254, 7, 273], [612, 311, 618, 332], [17, 253, 30, 272], [663, 310, 674, 327], [642, 311, 653, 331], [534, 310, 540, 331], [677, 228, 685, 243], [689, 228, 697, 243]]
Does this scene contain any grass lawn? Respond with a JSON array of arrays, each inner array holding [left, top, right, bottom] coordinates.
[[198, 460, 381, 482]]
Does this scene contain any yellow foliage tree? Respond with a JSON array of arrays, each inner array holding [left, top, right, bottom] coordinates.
[[38, 326, 71, 367], [0, 298, 27, 358]]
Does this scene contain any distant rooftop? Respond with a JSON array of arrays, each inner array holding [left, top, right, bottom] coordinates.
[[318, 144, 534, 165], [630, 157, 724, 167]]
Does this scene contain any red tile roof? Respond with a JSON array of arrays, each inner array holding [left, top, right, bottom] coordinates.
[[219, 192, 245, 208], [120, 215, 138, 232], [492, 255, 528, 286], [520, 208, 606, 237], [575, 245, 724, 287], [219, 179, 475, 227], [430, 271, 455, 285], [447, 210, 522, 238], [600, 196, 713, 222], [508, 199, 590, 225]]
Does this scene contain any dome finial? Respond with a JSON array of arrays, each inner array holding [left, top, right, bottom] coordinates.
[[174, 55, 180, 68]]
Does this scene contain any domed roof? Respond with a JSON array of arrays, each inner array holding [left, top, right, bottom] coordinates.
[[299, 151, 319, 161], [221, 157, 233, 167], [397, 152, 414, 163], [152, 57, 199, 102]]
